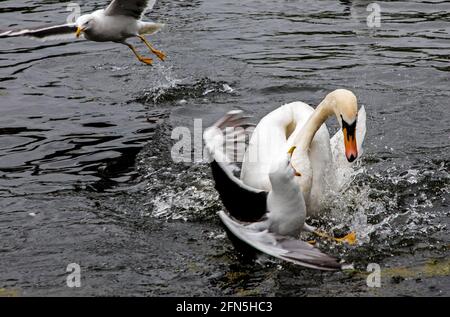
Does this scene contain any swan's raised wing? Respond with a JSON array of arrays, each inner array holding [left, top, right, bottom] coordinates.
[[105, 0, 157, 19], [204, 111, 266, 222], [219, 211, 342, 271], [0, 24, 77, 41]]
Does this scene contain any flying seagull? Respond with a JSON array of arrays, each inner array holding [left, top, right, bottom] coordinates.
[[203, 110, 344, 271], [0, 0, 166, 65]]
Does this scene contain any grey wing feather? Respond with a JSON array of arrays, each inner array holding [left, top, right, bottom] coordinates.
[[219, 211, 342, 271], [203, 110, 255, 173], [0, 24, 77, 41], [105, 0, 157, 19], [205, 111, 268, 222]]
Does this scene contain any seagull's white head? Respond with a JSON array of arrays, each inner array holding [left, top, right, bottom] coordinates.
[[75, 14, 95, 38], [269, 146, 306, 192], [269, 150, 297, 189]]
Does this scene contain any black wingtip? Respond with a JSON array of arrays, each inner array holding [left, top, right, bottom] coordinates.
[[211, 160, 268, 222]]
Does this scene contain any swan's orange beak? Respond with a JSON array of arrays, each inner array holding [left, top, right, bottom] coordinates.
[[343, 127, 358, 162]]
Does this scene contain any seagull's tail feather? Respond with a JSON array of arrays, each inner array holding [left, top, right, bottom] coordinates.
[[219, 211, 342, 271], [138, 22, 164, 35]]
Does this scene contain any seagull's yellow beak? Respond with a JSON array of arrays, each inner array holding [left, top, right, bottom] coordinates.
[[75, 27, 85, 38], [287, 146, 301, 177], [287, 146, 296, 156]]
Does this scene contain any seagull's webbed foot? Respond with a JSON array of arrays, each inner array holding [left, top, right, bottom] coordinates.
[[151, 48, 166, 62], [138, 35, 166, 61], [138, 56, 154, 65], [126, 43, 153, 66]]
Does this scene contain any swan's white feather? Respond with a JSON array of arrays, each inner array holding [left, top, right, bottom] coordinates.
[[240, 92, 366, 214]]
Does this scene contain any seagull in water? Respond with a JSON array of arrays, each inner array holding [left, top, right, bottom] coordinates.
[[203, 111, 346, 270], [0, 0, 166, 65]]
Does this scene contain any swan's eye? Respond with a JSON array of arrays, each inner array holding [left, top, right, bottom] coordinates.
[[341, 115, 356, 137]]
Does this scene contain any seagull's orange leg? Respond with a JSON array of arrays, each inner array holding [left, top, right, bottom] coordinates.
[[137, 35, 166, 61], [126, 43, 153, 65]]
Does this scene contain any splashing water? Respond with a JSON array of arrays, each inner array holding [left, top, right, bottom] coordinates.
[[139, 64, 184, 104], [135, 110, 448, 266], [146, 176, 220, 222], [135, 76, 236, 105], [320, 160, 448, 254], [137, 131, 222, 222]]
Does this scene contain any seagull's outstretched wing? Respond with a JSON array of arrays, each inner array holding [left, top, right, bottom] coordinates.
[[210, 160, 268, 222], [105, 0, 157, 19], [219, 211, 342, 271], [0, 24, 77, 41], [204, 111, 266, 222]]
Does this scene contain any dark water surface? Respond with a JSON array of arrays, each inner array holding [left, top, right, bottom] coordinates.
[[0, 0, 449, 296]]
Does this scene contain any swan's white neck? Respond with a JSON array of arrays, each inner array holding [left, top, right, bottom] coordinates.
[[294, 97, 334, 152]]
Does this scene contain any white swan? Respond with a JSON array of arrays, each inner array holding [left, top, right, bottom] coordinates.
[[241, 89, 366, 215], [203, 90, 366, 270], [203, 111, 342, 270]]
